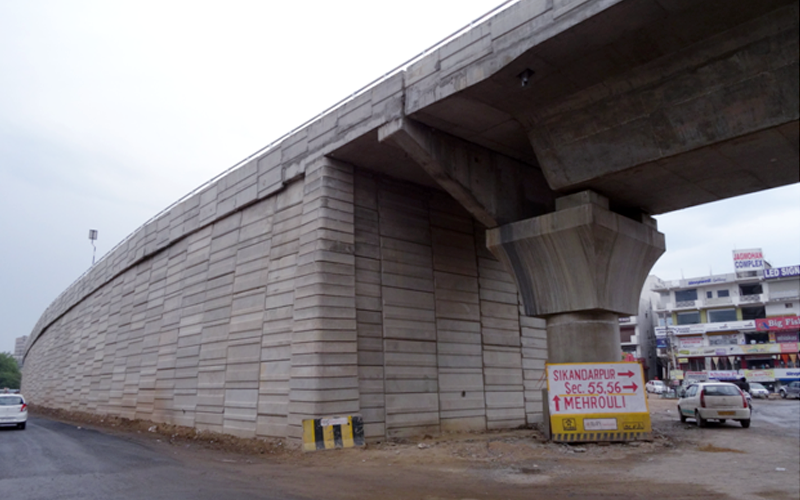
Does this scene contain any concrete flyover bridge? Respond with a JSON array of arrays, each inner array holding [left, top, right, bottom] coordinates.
[[22, 0, 799, 443]]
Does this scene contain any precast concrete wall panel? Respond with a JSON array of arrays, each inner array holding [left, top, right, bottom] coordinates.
[[22, 161, 547, 441]]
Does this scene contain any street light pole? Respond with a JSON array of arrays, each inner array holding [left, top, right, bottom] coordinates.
[[88, 229, 98, 265]]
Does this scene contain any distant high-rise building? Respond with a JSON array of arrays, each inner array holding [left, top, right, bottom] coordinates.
[[13, 335, 28, 367]]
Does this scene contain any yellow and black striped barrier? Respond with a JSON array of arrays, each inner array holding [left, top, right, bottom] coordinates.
[[552, 431, 651, 442], [302, 415, 365, 451]]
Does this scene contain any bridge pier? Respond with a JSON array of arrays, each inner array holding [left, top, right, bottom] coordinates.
[[486, 191, 665, 364]]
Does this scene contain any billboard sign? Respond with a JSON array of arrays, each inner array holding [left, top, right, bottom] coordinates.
[[679, 337, 704, 348], [733, 248, 764, 272], [764, 265, 800, 280], [547, 362, 650, 442], [755, 316, 800, 332]]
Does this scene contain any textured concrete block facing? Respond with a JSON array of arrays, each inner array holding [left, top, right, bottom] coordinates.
[[21, 113, 559, 446]]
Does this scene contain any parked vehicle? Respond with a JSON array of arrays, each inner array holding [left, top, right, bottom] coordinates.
[[677, 382, 751, 428], [749, 382, 769, 399], [0, 393, 27, 430], [779, 381, 800, 399], [646, 380, 666, 394]]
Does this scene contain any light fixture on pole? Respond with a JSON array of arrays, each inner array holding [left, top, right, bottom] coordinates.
[[88, 229, 98, 265]]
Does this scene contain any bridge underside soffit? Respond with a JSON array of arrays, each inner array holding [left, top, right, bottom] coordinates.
[[330, 0, 798, 221]]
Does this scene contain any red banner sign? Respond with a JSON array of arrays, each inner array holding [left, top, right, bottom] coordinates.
[[756, 316, 800, 332]]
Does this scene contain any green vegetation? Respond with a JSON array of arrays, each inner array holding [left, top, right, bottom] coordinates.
[[0, 352, 22, 390]]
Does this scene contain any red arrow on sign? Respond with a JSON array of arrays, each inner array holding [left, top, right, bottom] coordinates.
[[618, 370, 635, 378], [553, 395, 561, 412], [623, 382, 638, 392]]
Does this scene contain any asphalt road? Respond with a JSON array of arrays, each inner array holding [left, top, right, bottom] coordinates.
[[0, 417, 306, 500], [2, 401, 798, 500], [750, 398, 800, 437]]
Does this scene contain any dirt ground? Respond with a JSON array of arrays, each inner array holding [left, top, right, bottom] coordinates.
[[32, 396, 800, 500]]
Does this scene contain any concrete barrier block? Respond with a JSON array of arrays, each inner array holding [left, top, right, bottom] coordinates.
[[478, 273, 517, 291], [288, 400, 359, 417], [290, 353, 358, 369], [381, 273, 435, 294], [437, 354, 483, 369], [441, 416, 486, 432], [481, 300, 519, 319], [435, 300, 481, 321], [384, 378, 438, 394], [485, 390, 525, 407], [290, 364, 358, 379], [197, 389, 225, 408], [385, 411, 439, 427], [382, 303, 435, 322], [439, 391, 486, 411], [226, 363, 260, 383], [290, 388, 360, 403], [432, 272, 479, 292], [483, 348, 522, 368], [199, 342, 227, 361], [482, 329, 522, 347], [484, 366, 524, 386], [227, 343, 262, 364], [359, 393, 384, 408], [480, 316, 520, 331], [173, 394, 197, 411], [256, 416, 288, 438], [521, 335, 547, 349], [522, 357, 546, 370], [223, 420, 257, 438], [384, 352, 437, 368]]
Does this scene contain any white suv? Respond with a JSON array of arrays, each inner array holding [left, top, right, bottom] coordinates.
[[646, 380, 666, 394], [0, 393, 28, 430]]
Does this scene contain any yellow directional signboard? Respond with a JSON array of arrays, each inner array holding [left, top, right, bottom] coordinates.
[[546, 361, 651, 442]]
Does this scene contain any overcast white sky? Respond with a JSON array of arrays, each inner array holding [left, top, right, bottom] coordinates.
[[1, 1, 798, 355]]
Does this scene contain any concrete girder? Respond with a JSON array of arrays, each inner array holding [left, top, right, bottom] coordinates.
[[513, 1, 799, 213], [377, 117, 555, 228]]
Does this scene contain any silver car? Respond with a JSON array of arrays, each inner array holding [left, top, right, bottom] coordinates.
[[779, 381, 800, 399], [0, 393, 28, 430], [677, 382, 751, 428]]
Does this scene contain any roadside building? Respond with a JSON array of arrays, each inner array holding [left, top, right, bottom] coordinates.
[[651, 250, 800, 392], [619, 276, 662, 381]]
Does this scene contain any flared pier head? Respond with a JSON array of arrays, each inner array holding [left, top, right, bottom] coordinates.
[[487, 191, 665, 364]]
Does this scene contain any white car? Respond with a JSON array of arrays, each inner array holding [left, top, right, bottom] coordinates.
[[748, 382, 769, 399], [646, 380, 666, 394], [677, 382, 751, 428], [0, 393, 28, 430]]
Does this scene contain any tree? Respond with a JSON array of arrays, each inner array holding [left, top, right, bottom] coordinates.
[[0, 352, 21, 390]]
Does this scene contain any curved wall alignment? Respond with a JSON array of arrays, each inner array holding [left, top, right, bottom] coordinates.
[[23, 158, 548, 440], [22, 0, 799, 441], [22, 0, 596, 440]]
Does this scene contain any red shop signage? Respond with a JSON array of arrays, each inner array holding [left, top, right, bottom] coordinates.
[[756, 316, 800, 332]]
